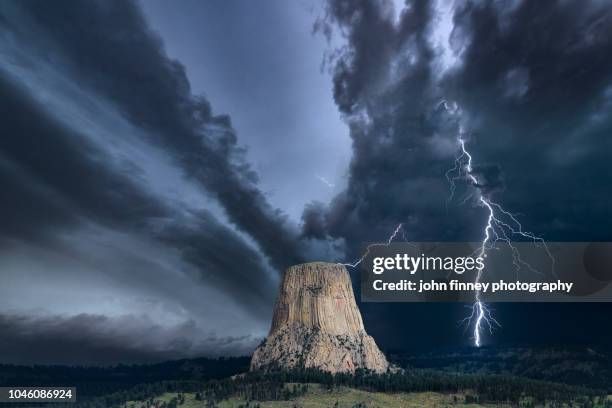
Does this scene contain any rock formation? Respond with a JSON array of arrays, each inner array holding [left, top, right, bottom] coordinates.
[[250, 262, 389, 374]]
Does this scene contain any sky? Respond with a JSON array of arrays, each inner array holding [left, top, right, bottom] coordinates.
[[1, 0, 612, 365], [140, 0, 352, 220]]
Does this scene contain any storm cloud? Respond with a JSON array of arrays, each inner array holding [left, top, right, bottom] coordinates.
[[9, 0, 305, 269], [306, 0, 612, 348], [2, 0, 612, 363], [0, 0, 308, 363], [0, 313, 256, 365], [307, 0, 612, 254]]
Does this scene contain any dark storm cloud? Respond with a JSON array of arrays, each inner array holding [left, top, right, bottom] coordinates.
[[449, 0, 612, 119], [309, 0, 612, 348], [444, 0, 612, 240], [13, 0, 304, 270], [0, 313, 256, 365], [309, 0, 612, 250], [0, 77, 166, 241], [308, 0, 471, 248], [158, 210, 277, 307], [469, 164, 504, 195], [0, 71, 275, 316], [2, 0, 611, 364], [323, 0, 400, 114], [0, 0, 305, 364], [0, 0, 302, 297], [300, 202, 328, 240]]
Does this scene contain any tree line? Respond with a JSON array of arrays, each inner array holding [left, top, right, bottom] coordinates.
[[33, 366, 607, 408]]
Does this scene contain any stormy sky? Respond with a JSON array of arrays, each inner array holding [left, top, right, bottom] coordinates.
[[1, 0, 612, 365]]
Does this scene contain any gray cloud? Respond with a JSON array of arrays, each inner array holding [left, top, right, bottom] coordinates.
[[0, 313, 257, 365], [308, 0, 612, 252], [6, 0, 304, 271], [140, 0, 352, 222], [2, 0, 612, 362], [0, 70, 275, 320], [305, 0, 612, 348], [307, 0, 471, 248], [0, 0, 309, 364]]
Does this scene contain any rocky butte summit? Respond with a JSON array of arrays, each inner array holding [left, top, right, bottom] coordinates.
[[250, 262, 389, 374]]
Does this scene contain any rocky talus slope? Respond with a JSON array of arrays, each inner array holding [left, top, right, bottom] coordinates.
[[250, 262, 389, 374]]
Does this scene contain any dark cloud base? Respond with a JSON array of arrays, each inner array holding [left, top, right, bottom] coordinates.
[[0, 313, 257, 366]]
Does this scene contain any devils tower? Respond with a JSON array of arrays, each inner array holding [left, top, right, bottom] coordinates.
[[250, 262, 389, 374]]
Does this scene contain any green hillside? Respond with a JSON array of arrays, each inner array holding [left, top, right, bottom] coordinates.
[[125, 387, 501, 408], [125, 386, 612, 408]]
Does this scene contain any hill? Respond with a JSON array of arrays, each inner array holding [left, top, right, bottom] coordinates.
[[1, 347, 611, 407], [393, 346, 612, 391], [124, 387, 512, 408], [0, 357, 250, 398]]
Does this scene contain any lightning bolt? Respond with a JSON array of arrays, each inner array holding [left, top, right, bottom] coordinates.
[[342, 223, 404, 268], [340, 100, 552, 348], [450, 131, 501, 347], [443, 100, 554, 347]]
